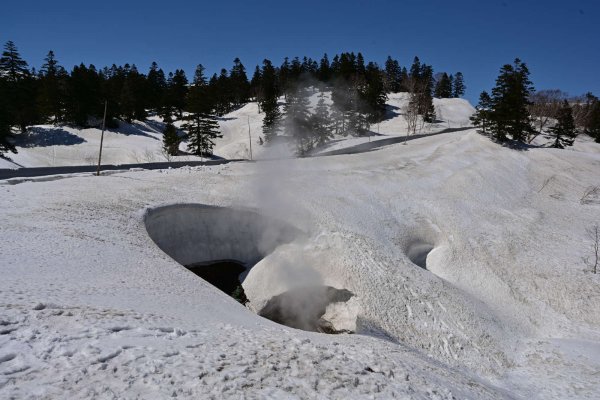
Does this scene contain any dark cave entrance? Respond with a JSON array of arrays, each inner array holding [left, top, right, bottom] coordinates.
[[185, 260, 249, 305]]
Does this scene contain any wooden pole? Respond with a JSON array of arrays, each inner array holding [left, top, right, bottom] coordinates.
[[96, 100, 107, 176], [248, 115, 253, 160]]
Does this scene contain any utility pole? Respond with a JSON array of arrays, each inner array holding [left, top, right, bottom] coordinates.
[[96, 100, 108, 176], [248, 115, 253, 160]]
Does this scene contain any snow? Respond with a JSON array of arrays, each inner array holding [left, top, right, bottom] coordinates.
[[4, 93, 475, 167], [1, 98, 600, 398], [0, 157, 19, 169]]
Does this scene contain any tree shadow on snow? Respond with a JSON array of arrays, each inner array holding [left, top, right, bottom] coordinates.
[[17, 127, 86, 148], [107, 121, 161, 140], [383, 104, 401, 121]]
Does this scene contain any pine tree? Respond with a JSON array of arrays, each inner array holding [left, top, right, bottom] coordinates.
[[0, 41, 39, 133], [489, 59, 535, 143], [230, 58, 249, 106], [181, 65, 222, 156], [452, 72, 466, 98], [37, 50, 68, 123], [120, 79, 136, 123], [363, 62, 387, 122], [162, 112, 180, 156], [0, 41, 29, 82], [65, 64, 103, 126], [548, 100, 576, 148], [168, 69, 188, 118], [470, 91, 493, 135], [434, 73, 453, 98], [284, 85, 312, 155], [418, 65, 435, 122], [399, 67, 409, 92], [384, 56, 402, 93], [250, 65, 262, 107], [311, 91, 333, 146], [214, 68, 233, 115], [0, 78, 17, 155], [259, 59, 281, 142], [318, 53, 331, 82], [147, 62, 167, 113], [409, 56, 421, 84]]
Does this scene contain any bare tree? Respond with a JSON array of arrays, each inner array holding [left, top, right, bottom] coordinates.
[[403, 92, 419, 140], [571, 93, 598, 131], [584, 224, 599, 274], [528, 89, 566, 143]]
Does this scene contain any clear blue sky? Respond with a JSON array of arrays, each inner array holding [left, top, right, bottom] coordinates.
[[2, 0, 598, 103]]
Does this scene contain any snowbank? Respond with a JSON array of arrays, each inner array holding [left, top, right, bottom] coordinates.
[[2, 126, 600, 398]]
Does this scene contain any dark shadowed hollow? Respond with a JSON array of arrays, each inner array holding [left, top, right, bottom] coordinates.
[[259, 286, 354, 334], [406, 241, 434, 269], [185, 260, 248, 303], [145, 204, 354, 334]]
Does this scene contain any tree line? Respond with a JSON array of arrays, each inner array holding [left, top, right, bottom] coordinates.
[[253, 53, 465, 154], [471, 58, 600, 148], [0, 40, 466, 157]]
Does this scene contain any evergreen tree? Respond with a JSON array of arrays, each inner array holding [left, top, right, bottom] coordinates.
[[168, 69, 188, 118], [548, 100, 576, 148], [356, 53, 366, 77], [384, 56, 402, 93], [363, 62, 387, 122], [418, 65, 435, 122], [128, 65, 148, 121], [434, 73, 453, 98], [259, 59, 281, 142], [0, 41, 38, 132], [147, 62, 167, 113], [162, 112, 180, 156], [452, 72, 466, 98], [67, 64, 104, 126], [409, 56, 421, 83], [279, 57, 291, 99], [230, 57, 249, 106], [489, 59, 535, 142], [284, 85, 312, 155], [470, 91, 493, 135], [0, 41, 29, 82], [214, 68, 233, 115], [250, 65, 262, 106], [0, 79, 17, 155], [318, 53, 331, 82], [119, 79, 136, 123], [181, 65, 222, 156], [311, 91, 333, 146], [37, 50, 68, 123], [399, 67, 409, 92]]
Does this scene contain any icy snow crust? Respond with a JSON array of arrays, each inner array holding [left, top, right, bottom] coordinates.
[[2, 105, 600, 397]]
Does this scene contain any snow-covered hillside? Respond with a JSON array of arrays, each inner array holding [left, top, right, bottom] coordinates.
[[2, 93, 475, 167], [2, 103, 600, 398]]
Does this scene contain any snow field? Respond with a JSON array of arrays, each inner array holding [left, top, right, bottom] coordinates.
[[1, 97, 600, 398]]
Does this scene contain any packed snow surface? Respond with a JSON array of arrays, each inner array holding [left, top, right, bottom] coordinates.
[[1, 98, 600, 398]]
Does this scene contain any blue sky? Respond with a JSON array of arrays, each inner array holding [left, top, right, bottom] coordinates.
[[2, 0, 598, 103]]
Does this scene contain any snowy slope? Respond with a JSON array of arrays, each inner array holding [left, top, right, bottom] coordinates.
[[4, 94, 475, 167], [2, 125, 600, 396]]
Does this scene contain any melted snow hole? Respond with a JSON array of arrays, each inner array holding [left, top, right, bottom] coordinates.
[[406, 241, 435, 269], [259, 286, 355, 334], [145, 204, 354, 334]]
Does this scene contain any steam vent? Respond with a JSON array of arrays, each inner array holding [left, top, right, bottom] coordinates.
[[145, 204, 355, 334]]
